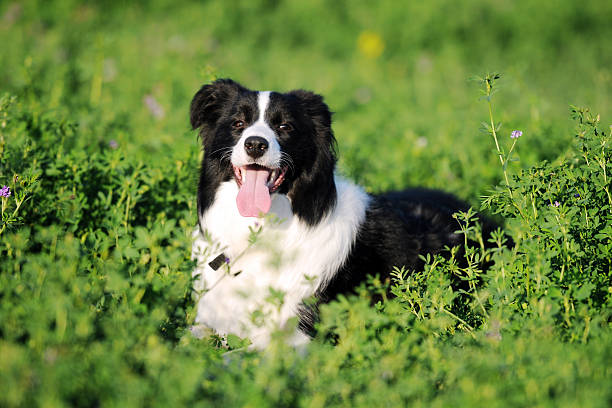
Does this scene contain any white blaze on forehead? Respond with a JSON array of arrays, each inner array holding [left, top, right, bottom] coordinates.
[[245, 91, 274, 139], [257, 91, 271, 123]]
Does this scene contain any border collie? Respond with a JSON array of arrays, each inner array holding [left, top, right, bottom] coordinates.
[[190, 79, 493, 349]]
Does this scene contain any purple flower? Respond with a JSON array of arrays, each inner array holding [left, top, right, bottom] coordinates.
[[511, 130, 523, 139], [224, 257, 230, 264], [109, 139, 119, 149], [574, 193, 580, 198], [550, 201, 560, 207], [143, 95, 165, 119], [0, 185, 10, 198]]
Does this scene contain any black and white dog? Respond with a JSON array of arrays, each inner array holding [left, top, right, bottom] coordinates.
[[190, 79, 493, 348]]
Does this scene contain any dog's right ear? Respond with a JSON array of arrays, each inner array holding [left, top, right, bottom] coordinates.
[[190, 78, 244, 132]]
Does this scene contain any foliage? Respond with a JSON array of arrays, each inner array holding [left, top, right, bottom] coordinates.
[[0, 0, 611, 407]]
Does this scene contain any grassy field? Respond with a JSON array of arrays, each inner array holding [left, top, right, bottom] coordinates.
[[1, 0, 611, 406]]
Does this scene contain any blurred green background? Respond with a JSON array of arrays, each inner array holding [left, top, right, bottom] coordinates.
[[2, 0, 611, 199]]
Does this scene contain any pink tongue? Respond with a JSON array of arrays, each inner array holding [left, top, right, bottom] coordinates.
[[236, 167, 271, 217]]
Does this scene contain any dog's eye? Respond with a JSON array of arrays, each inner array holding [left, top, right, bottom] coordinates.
[[233, 120, 245, 129], [278, 123, 293, 132]]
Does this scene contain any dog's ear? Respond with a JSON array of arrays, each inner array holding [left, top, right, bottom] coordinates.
[[288, 89, 336, 163], [287, 90, 332, 136], [286, 89, 338, 226], [190, 78, 244, 132]]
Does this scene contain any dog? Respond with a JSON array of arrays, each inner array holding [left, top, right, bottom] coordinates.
[[190, 79, 495, 349]]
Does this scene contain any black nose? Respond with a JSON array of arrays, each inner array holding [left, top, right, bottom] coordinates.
[[244, 136, 269, 158]]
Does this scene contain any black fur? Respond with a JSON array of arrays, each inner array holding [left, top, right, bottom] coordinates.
[[298, 189, 497, 336], [191, 79, 497, 340]]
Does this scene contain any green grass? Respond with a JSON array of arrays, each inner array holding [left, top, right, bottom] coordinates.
[[1, 0, 611, 406]]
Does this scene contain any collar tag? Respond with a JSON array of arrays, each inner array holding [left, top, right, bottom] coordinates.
[[208, 253, 227, 271]]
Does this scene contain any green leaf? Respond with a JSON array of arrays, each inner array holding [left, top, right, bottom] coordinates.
[[226, 334, 249, 350], [574, 283, 595, 301]]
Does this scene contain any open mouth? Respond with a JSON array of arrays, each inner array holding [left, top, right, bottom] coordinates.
[[232, 164, 287, 193], [232, 164, 288, 217]]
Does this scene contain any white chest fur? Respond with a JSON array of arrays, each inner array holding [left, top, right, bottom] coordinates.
[[191, 176, 369, 348]]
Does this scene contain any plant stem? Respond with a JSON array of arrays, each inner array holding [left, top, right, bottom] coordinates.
[[487, 98, 513, 199], [0, 197, 24, 236]]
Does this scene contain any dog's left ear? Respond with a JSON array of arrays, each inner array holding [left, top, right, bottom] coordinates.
[[286, 89, 338, 226], [287, 89, 336, 159], [287, 90, 333, 138]]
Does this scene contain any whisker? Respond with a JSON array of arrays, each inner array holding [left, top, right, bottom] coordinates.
[[280, 152, 296, 174], [280, 159, 295, 172], [220, 151, 233, 164], [208, 146, 232, 156], [208, 147, 234, 163]]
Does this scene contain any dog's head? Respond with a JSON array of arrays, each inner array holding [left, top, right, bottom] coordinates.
[[191, 79, 337, 226]]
